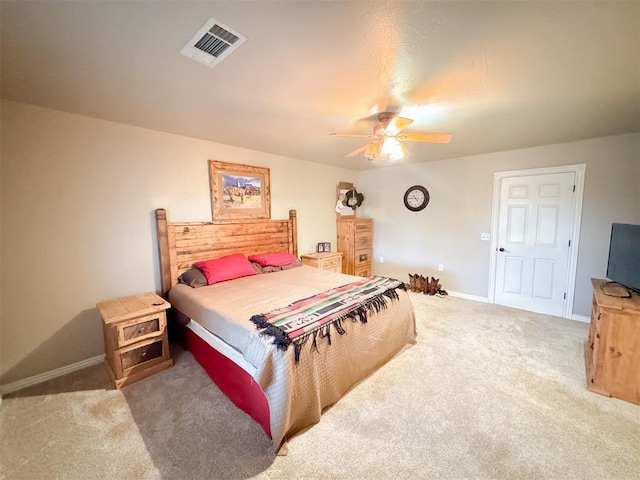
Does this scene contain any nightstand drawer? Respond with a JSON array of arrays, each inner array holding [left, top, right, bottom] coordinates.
[[117, 312, 166, 348], [320, 256, 341, 269], [324, 266, 342, 273], [119, 336, 168, 373]]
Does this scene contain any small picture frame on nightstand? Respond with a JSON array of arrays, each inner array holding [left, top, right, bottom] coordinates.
[[316, 242, 325, 253], [323, 242, 331, 252]]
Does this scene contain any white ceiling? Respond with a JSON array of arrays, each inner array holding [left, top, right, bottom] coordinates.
[[2, 1, 638, 170]]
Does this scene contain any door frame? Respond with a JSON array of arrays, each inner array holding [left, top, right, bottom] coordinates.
[[488, 164, 586, 318]]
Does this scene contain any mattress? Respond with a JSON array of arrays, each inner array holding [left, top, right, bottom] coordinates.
[[169, 265, 416, 447]]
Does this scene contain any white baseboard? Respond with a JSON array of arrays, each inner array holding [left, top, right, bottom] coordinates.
[[448, 291, 490, 303], [445, 292, 590, 323], [0, 354, 105, 396]]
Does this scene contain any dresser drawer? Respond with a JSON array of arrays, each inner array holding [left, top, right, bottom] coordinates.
[[354, 265, 371, 277], [355, 232, 372, 248], [116, 312, 166, 348], [354, 221, 372, 233], [355, 248, 370, 266]]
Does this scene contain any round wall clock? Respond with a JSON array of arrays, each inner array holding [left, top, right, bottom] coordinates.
[[403, 185, 430, 211]]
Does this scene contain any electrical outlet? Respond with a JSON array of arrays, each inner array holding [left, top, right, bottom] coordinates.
[[438, 264, 444, 272], [379, 256, 384, 263]]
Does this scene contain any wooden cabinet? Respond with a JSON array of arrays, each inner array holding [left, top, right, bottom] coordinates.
[[301, 252, 343, 273], [337, 218, 373, 277], [98, 292, 173, 388], [584, 278, 640, 405]]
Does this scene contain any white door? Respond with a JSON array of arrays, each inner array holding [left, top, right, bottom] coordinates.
[[494, 172, 575, 316]]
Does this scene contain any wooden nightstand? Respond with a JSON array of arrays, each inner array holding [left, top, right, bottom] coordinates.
[[301, 252, 343, 273], [97, 292, 173, 389]]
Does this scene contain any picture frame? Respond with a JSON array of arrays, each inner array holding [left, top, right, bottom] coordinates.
[[316, 242, 331, 253], [209, 160, 271, 221]]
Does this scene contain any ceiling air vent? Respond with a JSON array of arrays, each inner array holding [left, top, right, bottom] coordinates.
[[180, 18, 247, 67]]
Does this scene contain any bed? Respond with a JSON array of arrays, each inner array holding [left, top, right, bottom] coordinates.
[[155, 208, 416, 450]]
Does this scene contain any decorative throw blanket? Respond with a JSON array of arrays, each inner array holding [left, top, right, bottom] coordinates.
[[250, 276, 406, 362]]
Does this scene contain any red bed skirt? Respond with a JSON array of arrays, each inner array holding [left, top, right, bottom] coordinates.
[[180, 325, 272, 438]]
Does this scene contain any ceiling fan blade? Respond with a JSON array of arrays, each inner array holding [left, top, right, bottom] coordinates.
[[400, 142, 411, 158], [384, 116, 413, 136], [330, 133, 377, 138], [345, 144, 370, 158], [398, 133, 452, 143]]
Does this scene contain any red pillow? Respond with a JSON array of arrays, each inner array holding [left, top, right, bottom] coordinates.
[[194, 253, 257, 285], [248, 252, 298, 267]]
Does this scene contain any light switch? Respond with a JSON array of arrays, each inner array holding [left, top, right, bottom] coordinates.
[[481, 232, 490, 241]]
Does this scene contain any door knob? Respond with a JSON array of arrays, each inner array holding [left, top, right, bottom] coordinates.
[[498, 247, 510, 252]]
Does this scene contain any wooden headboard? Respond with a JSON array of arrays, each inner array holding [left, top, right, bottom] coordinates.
[[155, 208, 298, 297]]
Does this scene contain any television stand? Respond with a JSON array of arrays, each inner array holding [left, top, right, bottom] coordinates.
[[585, 278, 640, 406]]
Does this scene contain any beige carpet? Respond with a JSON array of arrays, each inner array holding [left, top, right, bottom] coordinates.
[[1, 293, 639, 479]]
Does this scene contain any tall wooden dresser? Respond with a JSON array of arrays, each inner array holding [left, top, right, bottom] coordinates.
[[337, 218, 373, 277], [584, 278, 640, 405]]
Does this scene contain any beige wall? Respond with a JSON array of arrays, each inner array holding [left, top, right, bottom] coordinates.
[[0, 100, 357, 384], [2, 98, 638, 385], [359, 133, 640, 317]]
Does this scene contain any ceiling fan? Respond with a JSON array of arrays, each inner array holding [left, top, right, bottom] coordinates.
[[330, 112, 451, 161]]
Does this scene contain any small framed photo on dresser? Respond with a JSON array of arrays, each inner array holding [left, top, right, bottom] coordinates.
[[316, 242, 325, 253], [323, 242, 331, 252]]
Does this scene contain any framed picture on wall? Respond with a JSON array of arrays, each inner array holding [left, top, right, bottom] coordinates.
[[209, 160, 271, 221]]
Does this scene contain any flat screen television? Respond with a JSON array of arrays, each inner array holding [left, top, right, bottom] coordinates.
[[606, 223, 640, 294]]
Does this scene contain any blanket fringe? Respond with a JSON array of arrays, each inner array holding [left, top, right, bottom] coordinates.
[[250, 279, 405, 363]]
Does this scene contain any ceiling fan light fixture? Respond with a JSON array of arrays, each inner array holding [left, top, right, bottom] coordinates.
[[332, 109, 451, 161], [381, 138, 404, 161], [365, 143, 378, 160]]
